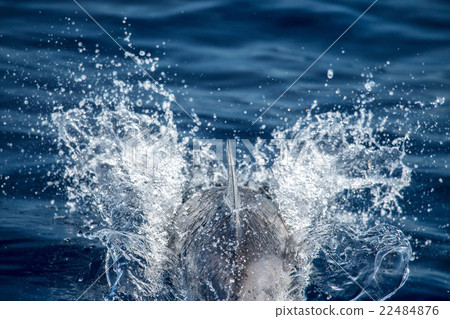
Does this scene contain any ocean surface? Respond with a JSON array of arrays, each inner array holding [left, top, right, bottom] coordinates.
[[0, 0, 448, 300]]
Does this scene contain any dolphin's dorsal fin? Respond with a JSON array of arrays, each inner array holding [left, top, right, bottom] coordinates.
[[225, 139, 240, 210]]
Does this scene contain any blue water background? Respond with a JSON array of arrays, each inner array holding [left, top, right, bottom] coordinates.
[[0, 0, 449, 300]]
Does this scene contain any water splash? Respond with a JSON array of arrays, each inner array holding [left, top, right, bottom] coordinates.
[[240, 108, 412, 300], [52, 34, 412, 300], [52, 64, 188, 299], [305, 223, 411, 301], [271, 109, 411, 233]]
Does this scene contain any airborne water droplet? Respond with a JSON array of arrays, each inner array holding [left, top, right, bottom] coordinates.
[[327, 69, 334, 79]]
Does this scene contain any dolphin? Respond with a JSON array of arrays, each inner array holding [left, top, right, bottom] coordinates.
[[169, 140, 294, 300]]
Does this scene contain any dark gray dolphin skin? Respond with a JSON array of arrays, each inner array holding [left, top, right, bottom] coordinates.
[[170, 140, 293, 300]]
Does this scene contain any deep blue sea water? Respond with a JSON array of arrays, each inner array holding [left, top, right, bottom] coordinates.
[[0, 0, 449, 300]]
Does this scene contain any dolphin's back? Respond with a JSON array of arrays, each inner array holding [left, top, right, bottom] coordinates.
[[170, 186, 290, 300], [169, 140, 291, 300]]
